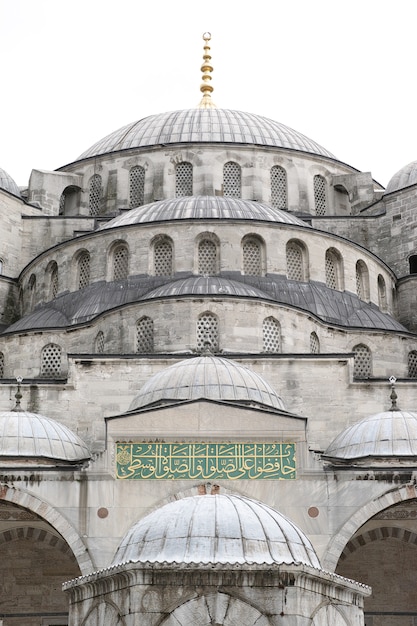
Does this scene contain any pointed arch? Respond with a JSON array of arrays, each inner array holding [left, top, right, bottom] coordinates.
[[325, 248, 343, 290], [152, 235, 173, 276], [355, 259, 369, 301], [242, 234, 265, 276]]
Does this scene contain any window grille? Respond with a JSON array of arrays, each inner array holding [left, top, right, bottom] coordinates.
[[59, 192, 65, 215], [175, 162, 193, 197], [356, 264, 363, 299], [223, 162, 241, 197], [310, 332, 320, 353], [113, 245, 129, 280], [28, 274, 36, 309], [262, 317, 281, 352], [94, 331, 105, 353], [197, 313, 219, 352], [314, 175, 327, 215], [41, 344, 62, 377], [198, 239, 217, 275], [243, 238, 262, 275], [325, 250, 338, 289], [78, 253, 90, 289], [0, 352, 4, 377], [89, 174, 102, 216], [129, 165, 145, 208], [286, 243, 303, 281], [136, 317, 154, 353], [154, 239, 173, 276], [50, 264, 58, 299], [378, 274, 387, 310], [353, 344, 372, 378], [271, 166, 287, 209], [408, 351, 417, 378]]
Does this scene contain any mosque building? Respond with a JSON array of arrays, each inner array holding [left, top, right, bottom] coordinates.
[[1, 32, 417, 626]]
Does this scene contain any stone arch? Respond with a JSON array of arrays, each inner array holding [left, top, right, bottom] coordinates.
[[311, 602, 350, 625], [81, 600, 126, 626], [340, 525, 417, 562], [286, 238, 309, 281], [322, 484, 417, 571], [0, 485, 93, 573], [196, 231, 220, 275]]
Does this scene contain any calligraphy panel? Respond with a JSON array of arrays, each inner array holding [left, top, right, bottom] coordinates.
[[116, 442, 296, 480]]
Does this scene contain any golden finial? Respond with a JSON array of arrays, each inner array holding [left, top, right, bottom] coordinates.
[[197, 32, 217, 109]]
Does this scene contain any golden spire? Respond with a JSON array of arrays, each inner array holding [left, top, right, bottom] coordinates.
[[197, 32, 217, 109]]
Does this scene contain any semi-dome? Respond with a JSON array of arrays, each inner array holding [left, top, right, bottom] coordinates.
[[77, 109, 336, 161], [0, 166, 21, 197], [112, 493, 320, 568], [100, 195, 310, 230], [143, 276, 272, 300], [0, 410, 90, 464], [323, 409, 417, 464], [129, 355, 285, 411], [385, 160, 417, 194]]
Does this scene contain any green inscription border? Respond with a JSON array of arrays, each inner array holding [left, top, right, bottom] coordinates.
[[116, 442, 296, 480]]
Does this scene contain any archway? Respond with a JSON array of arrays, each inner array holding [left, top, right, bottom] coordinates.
[[161, 593, 270, 626]]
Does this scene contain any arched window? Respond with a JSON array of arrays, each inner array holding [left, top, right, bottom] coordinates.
[[0, 352, 4, 378], [59, 185, 81, 215], [314, 174, 327, 215], [129, 165, 145, 208], [89, 174, 102, 216], [353, 344, 372, 379], [78, 252, 90, 289], [325, 248, 342, 290], [28, 273, 36, 310], [223, 161, 241, 197], [355, 260, 369, 301], [48, 262, 58, 299], [408, 351, 417, 378], [286, 241, 306, 281], [175, 162, 193, 197], [41, 343, 62, 377], [377, 274, 387, 311], [94, 331, 105, 353], [310, 332, 320, 354], [198, 238, 218, 275], [112, 244, 129, 280], [409, 255, 417, 274], [242, 236, 263, 275], [262, 317, 281, 353], [197, 312, 219, 352], [271, 166, 287, 209], [153, 237, 173, 276], [136, 316, 154, 353]]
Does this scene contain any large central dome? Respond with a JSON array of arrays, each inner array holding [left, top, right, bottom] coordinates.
[[77, 108, 336, 160]]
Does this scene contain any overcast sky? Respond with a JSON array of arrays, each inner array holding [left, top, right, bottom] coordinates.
[[1, 0, 416, 188]]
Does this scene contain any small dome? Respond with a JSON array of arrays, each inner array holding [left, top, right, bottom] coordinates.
[[100, 195, 309, 230], [129, 355, 285, 411], [78, 109, 336, 161], [142, 276, 272, 301], [0, 167, 21, 197], [0, 410, 90, 464], [385, 160, 417, 194], [112, 494, 320, 567], [323, 409, 417, 464]]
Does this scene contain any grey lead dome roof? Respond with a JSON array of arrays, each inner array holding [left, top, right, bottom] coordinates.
[[323, 409, 417, 464], [385, 160, 417, 194], [78, 109, 336, 160], [0, 167, 20, 197], [129, 355, 285, 411], [0, 410, 90, 464], [112, 494, 321, 567]]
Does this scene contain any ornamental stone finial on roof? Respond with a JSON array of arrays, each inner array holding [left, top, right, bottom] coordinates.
[[12, 376, 23, 412], [389, 375, 399, 411], [197, 32, 217, 109]]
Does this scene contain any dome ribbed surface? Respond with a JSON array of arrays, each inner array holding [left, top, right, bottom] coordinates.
[[385, 160, 417, 194], [0, 167, 20, 197], [129, 355, 285, 411], [323, 410, 417, 462], [112, 494, 320, 567], [100, 195, 309, 229], [78, 109, 335, 160], [0, 411, 90, 463]]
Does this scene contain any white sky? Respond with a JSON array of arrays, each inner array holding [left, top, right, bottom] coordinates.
[[1, 0, 416, 188]]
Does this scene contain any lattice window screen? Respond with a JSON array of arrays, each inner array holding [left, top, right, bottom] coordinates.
[[154, 239, 173, 276], [0, 352, 4, 377], [271, 166, 287, 209], [197, 313, 219, 351], [59, 192, 65, 215], [314, 175, 327, 215], [262, 317, 281, 352], [94, 331, 105, 353], [310, 332, 320, 354], [78, 253, 90, 289], [223, 162, 241, 197], [198, 240, 217, 275], [89, 174, 102, 216], [50, 265, 58, 299], [113, 246, 129, 280], [243, 239, 262, 275], [41, 344, 62, 377], [356, 265, 363, 299], [408, 351, 417, 378], [286, 244, 303, 281], [136, 317, 154, 353], [325, 251, 337, 289], [353, 344, 372, 378], [175, 162, 193, 197], [129, 166, 145, 208]]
